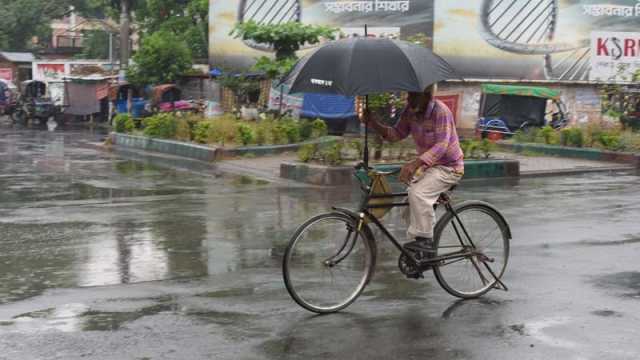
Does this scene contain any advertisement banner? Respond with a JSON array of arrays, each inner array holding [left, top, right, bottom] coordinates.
[[590, 31, 640, 82], [35, 64, 66, 81], [434, 0, 640, 82], [209, 0, 434, 70]]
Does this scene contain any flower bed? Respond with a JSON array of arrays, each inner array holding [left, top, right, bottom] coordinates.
[[113, 112, 330, 149]]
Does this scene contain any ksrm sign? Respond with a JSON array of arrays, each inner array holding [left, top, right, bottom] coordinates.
[[591, 31, 640, 82]]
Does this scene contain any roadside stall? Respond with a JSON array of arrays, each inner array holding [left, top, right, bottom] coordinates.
[[151, 84, 195, 113]]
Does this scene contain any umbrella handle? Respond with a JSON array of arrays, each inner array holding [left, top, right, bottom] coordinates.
[[363, 24, 370, 169], [364, 95, 369, 169]]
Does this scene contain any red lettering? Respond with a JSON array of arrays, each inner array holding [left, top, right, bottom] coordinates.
[[624, 38, 636, 57], [597, 38, 609, 56]]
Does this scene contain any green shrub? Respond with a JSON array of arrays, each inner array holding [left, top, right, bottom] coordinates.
[[236, 123, 255, 146], [598, 133, 621, 150], [272, 122, 289, 145], [539, 125, 558, 145], [114, 113, 135, 133], [567, 128, 584, 147], [193, 121, 212, 144], [298, 143, 318, 163], [282, 119, 301, 144], [513, 127, 539, 143], [460, 139, 480, 159], [143, 113, 177, 139], [209, 115, 239, 145], [299, 119, 313, 140], [619, 131, 640, 152], [311, 119, 328, 138], [478, 139, 496, 159], [175, 118, 192, 141], [320, 142, 344, 165], [559, 128, 571, 146]]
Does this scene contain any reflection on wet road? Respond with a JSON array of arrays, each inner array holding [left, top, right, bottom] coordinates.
[[1, 129, 639, 359]]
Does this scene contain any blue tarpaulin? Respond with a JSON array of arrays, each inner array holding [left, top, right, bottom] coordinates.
[[301, 93, 356, 119]]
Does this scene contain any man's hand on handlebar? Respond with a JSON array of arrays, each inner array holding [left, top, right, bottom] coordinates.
[[399, 158, 423, 184]]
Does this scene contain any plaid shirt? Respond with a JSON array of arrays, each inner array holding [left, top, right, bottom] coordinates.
[[385, 100, 464, 173]]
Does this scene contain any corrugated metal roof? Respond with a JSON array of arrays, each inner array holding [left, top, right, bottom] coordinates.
[[0, 52, 36, 63]]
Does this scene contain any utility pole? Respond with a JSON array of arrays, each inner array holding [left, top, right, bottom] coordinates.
[[119, 0, 130, 70]]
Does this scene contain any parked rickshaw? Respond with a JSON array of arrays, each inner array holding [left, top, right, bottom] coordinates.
[[476, 84, 569, 140], [151, 84, 198, 113], [0, 79, 17, 116], [10, 80, 58, 124]]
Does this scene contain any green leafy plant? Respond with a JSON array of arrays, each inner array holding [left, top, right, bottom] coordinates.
[[143, 113, 177, 139], [567, 128, 584, 147], [539, 125, 558, 145], [231, 21, 337, 60], [175, 118, 192, 141], [127, 30, 193, 86], [478, 139, 496, 159], [113, 113, 135, 133], [320, 142, 344, 165], [236, 123, 255, 146], [598, 132, 621, 150], [298, 143, 319, 163], [193, 121, 213, 144], [460, 139, 480, 159], [299, 119, 313, 141], [311, 119, 328, 138]]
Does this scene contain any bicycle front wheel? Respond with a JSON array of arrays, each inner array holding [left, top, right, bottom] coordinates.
[[433, 201, 510, 299], [283, 212, 375, 313]]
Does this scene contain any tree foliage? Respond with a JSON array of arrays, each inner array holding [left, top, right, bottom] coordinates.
[[0, 0, 89, 51], [231, 21, 337, 60], [127, 30, 192, 85]]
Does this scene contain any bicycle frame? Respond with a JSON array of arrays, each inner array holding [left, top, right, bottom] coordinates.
[[333, 170, 508, 290]]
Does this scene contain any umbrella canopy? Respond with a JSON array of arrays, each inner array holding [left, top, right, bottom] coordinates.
[[282, 37, 458, 96]]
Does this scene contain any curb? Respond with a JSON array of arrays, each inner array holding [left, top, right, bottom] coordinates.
[[498, 141, 640, 167], [110, 133, 340, 162], [280, 159, 521, 186]]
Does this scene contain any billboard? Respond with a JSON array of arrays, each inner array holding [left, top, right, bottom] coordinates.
[[434, 0, 640, 82], [209, 0, 434, 70]]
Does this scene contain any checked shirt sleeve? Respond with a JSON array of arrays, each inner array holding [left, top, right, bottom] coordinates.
[[419, 107, 454, 167], [383, 107, 411, 142]]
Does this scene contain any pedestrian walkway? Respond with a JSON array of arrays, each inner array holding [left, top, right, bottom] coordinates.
[[217, 151, 634, 182], [492, 152, 634, 176]]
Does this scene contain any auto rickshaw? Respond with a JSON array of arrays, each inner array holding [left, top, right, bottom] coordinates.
[[151, 84, 198, 113], [0, 79, 17, 116], [476, 84, 569, 140], [10, 80, 58, 124]]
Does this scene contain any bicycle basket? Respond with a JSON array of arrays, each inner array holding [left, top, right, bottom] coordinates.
[[367, 173, 393, 220]]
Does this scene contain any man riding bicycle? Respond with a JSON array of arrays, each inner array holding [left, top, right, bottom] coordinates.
[[362, 85, 464, 257]]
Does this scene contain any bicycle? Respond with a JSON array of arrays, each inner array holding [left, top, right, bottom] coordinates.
[[283, 163, 512, 313]]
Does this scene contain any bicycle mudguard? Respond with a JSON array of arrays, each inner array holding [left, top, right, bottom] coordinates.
[[448, 200, 512, 240], [331, 207, 361, 221]]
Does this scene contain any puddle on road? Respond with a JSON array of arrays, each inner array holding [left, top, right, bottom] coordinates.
[[591, 271, 640, 298]]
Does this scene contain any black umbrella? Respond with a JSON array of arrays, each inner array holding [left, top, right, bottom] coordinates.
[[280, 32, 459, 168], [282, 37, 457, 96]]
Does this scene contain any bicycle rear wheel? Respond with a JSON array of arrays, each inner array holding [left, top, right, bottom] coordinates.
[[283, 212, 375, 313], [433, 201, 510, 299]]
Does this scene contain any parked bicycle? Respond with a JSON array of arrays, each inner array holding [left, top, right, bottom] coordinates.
[[283, 163, 511, 313]]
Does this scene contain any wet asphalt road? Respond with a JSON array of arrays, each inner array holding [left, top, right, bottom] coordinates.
[[0, 127, 639, 359]]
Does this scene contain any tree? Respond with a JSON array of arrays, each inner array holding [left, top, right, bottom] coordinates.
[[126, 30, 192, 86], [231, 21, 337, 61], [0, 0, 89, 51], [231, 21, 337, 79], [77, 30, 110, 59]]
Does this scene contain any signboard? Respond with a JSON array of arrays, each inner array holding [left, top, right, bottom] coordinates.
[[590, 31, 640, 82], [209, 0, 434, 70], [434, 0, 640, 82], [35, 63, 66, 80], [0, 68, 13, 81]]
